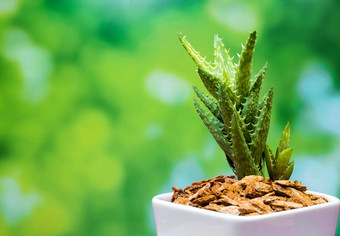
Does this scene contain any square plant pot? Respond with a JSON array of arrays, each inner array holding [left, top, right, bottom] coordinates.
[[152, 191, 340, 236]]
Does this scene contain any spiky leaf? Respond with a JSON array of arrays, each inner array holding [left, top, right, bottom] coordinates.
[[178, 34, 212, 71], [197, 67, 221, 99], [193, 86, 221, 121], [251, 87, 274, 165], [242, 63, 267, 132], [218, 85, 250, 143], [179, 31, 295, 181], [279, 161, 294, 180], [276, 122, 290, 157], [193, 97, 233, 158], [179, 33, 222, 83], [218, 85, 234, 135], [231, 114, 258, 179], [264, 144, 275, 180], [179, 34, 222, 98], [213, 35, 235, 83], [274, 148, 293, 180], [235, 31, 257, 103]]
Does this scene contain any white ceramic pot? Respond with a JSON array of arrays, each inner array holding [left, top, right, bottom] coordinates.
[[152, 191, 340, 236]]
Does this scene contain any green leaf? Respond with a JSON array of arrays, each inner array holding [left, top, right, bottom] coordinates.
[[178, 34, 211, 70], [235, 31, 257, 103], [218, 85, 250, 143], [274, 148, 293, 180], [193, 97, 233, 158], [242, 63, 267, 132], [218, 85, 234, 135], [264, 144, 275, 180], [196, 68, 238, 101], [193, 85, 221, 121], [276, 122, 290, 157], [279, 161, 294, 180], [178, 33, 222, 80], [213, 35, 235, 83], [251, 63, 267, 93], [197, 67, 221, 99], [178, 33, 223, 98], [251, 87, 274, 165], [231, 114, 258, 179]]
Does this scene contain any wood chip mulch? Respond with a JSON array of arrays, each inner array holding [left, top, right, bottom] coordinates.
[[171, 175, 328, 216]]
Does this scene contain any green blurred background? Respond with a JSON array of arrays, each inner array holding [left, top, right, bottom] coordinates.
[[0, 0, 339, 235]]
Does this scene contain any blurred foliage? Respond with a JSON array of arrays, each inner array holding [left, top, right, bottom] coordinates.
[[0, 0, 339, 235]]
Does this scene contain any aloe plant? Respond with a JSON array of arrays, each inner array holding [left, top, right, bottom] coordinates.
[[179, 31, 294, 180]]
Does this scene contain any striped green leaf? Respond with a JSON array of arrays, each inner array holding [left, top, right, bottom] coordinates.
[[231, 114, 258, 179], [242, 63, 267, 132], [276, 122, 290, 157], [264, 144, 275, 180], [279, 161, 294, 180], [251, 87, 274, 165], [194, 97, 233, 158], [235, 31, 257, 104], [193, 85, 221, 121], [197, 67, 221, 99], [218, 85, 250, 143], [213, 35, 235, 83], [274, 148, 293, 180]]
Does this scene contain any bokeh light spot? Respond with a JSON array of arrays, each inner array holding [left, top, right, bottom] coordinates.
[[202, 136, 217, 160], [146, 70, 190, 105], [298, 61, 333, 104], [3, 29, 52, 102], [159, 154, 205, 193], [0, 178, 40, 224], [0, 0, 17, 14], [292, 154, 339, 196], [297, 61, 340, 134], [146, 124, 163, 139], [208, 1, 258, 32]]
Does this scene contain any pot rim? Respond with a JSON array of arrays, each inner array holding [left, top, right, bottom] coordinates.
[[152, 191, 340, 221]]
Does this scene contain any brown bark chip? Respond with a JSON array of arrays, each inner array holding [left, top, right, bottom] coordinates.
[[272, 182, 292, 197], [188, 183, 211, 201], [270, 200, 303, 210], [236, 175, 264, 188], [192, 195, 217, 206], [244, 182, 273, 198], [293, 180, 308, 192], [210, 182, 223, 196], [171, 175, 326, 216], [249, 199, 273, 214], [171, 186, 184, 202], [263, 195, 286, 204], [173, 197, 190, 205], [287, 187, 314, 206], [238, 201, 259, 214], [312, 198, 327, 205], [275, 180, 308, 192]]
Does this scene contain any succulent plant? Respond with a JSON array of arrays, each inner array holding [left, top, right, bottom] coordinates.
[[179, 31, 294, 180]]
